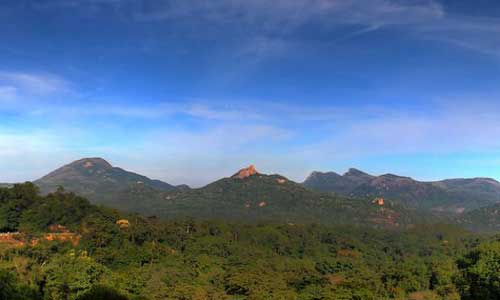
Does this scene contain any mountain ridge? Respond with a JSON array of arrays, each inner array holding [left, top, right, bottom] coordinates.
[[31, 159, 426, 228], [11, 158, 500, 229], [303, 169, 500, 212]]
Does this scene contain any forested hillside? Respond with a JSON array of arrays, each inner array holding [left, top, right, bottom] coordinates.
[[151, 171, 430, 228], [1, 183, 500, 300], [31, 161, 434, 228], [34, 158, 188, 208], [303, 170, 500, 212]]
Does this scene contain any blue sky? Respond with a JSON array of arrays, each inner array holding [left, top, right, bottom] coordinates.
[[1, 0, 500, 186]]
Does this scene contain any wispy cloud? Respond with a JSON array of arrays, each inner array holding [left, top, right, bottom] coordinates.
[[411, 15, 500, 58], [299, 96, 500, 162], [13, 1, 500, 58], [2, 90, 500, 185], [131, 0, 443, 29], [128, 0, 499, 58], [2, 2, 500, 184], [0, 71, 70, 95], [21, 101, 265, 122]]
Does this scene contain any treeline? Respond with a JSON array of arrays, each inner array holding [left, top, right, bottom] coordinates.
[[0, 183, 499, 300]]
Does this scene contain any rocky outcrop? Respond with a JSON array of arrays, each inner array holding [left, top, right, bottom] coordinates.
[[232, 165, 258, 179], [373, 197, 385, 206]]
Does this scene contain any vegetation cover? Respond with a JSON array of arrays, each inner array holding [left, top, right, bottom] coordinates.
[[33, 159, 435, 229], [303, 170, 500, 212], [32, 158, 500, 232], [0, 183, 499, 300]]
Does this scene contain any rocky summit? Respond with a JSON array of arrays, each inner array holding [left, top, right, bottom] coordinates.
[[232, 165, 258, 179]]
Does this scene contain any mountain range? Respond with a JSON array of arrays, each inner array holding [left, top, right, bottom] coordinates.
[[30, 158, 428, 229], [6, 157, 499, 231], [303, 169, 500, 213]]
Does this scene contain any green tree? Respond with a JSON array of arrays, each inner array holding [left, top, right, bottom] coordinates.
[[0, 269, 39, 300], [459, 241, 500, 300], [43, 252, 110, 300]]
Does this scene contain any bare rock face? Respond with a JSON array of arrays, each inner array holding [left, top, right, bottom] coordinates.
[[372, 197, 385, 206], [232, 165, 258, 179]]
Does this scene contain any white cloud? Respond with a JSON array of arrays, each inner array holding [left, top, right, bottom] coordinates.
[[298, 97, 500, 163], [0, 71, 70, 96], [2, 96, 500, 186]]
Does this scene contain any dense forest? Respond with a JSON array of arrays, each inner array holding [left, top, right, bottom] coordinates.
[[0, 183, 499, 300]]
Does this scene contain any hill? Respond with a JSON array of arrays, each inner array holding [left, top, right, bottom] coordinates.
[[148, 166, 429, 228], [30, 161, 427, 228], [34, 158, 188, 208], [303, 169, 500, 213]]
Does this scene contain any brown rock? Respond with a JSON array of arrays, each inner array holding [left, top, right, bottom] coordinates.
[[372, 197, 385, 206], [232, 165, 258, 179]]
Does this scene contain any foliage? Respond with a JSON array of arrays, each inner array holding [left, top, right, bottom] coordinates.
[[303, 170, 500, 212], [0, 183, 498, 300], [458, 240, 500, 299], [0, 269, 39, 300]]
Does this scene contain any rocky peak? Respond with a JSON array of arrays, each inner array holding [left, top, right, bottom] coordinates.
[[232, 165, 258, 179]]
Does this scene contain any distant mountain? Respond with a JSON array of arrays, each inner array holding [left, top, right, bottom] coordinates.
[[30, 161, 433, 228], [303, 169, 500, 212], [30, 161, 465, 229], [142, 165, 429, 228], [34, 158, 188, 208]]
